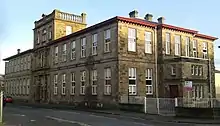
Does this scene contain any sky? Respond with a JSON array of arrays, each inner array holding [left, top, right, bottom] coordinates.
[[0, 0, 220, 74]]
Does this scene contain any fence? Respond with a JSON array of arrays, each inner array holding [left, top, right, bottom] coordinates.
[[120, 96, 220, 116]]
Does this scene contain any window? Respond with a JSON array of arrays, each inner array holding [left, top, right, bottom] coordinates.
[[54, 74, 58, 95], [23, 79, 26, 95], [92, 34, 98, 55], [48, 26, 52, 40], [192, 40, 197, 57], [42, 29, 47, 42], [175, 35, 181, 55], [62, 44, 67, 61], [185, 37, 190, 57], [195, 66, 199, 75], [92, 70, 97, 95], [81, 37, 86, 58], [199, 66, 203, 76], [191, 65, 195, 75], [54, 46, 58, 64], [70, 41, 76, 60], [27, 79, 30, 95], [202, 42, 207, 59], [104, 68, 111, 95], [146, 69, 153, 95], [104, 29, 111, 52], [129, 68, 136, 95], [62, 74, 66, 95], [192, 85, 204, 99], [40, 53, 43, 67], [37, 31, 40, 44], [66, 26, 72, 35], [171, 65, 176, 75], [70, 73, 75, 95], [165, 33, 171, 54], [128, 28, 136, 52], [145, 32, 152, 54], [80, 71, 86, 95]]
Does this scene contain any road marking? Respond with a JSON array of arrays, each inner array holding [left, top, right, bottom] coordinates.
[[30, 120, 36, 122], [45, 116, 91, 126], [133, 122, 153, 126], [58, 110, 80, 114], [89, 114, 117, 120], [12, 114, 26, 117]]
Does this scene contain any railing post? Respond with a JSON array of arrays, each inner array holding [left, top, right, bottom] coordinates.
[[175, 97, 178, 107], [144, 97, 147, 114], [156, 98, 160, 114]]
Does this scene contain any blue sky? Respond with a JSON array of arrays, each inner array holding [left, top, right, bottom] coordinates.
[[0, 0, 220, 74]]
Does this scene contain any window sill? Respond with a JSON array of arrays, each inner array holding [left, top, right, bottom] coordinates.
[[104, 51, 111, 54], [104, 93, 111, 96]]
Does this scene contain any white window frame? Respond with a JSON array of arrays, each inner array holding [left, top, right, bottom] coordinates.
[[92, 34, 98, 55], [146, 69, 153, 95], [174, 35, 181, 55], [104, 68, 111, 95], [192, 40, 197, 58], [165, 33, 171, 54], [92, 70, 97, 95], [37, 32, 40, 44], [199, 66, 203, 76], [48, 27, 52, 40], [145, 32, 152, 54], [66, 26, 72, 35], [62, 74, 66, 95], [27, 79, 30, 95], [70, 72, 75, 95], [195, 66, 199, 76], [128, 68, 136, 95], [70, 41, 76, 60], [62, 44, 67, 62], [191, 65, 195, 75], [185, 37, 190, 57], [171, 65, 176, 75], [80, 71, 86, 95], [104, 29, 111, 52], [54, 74, 58, 95], [54, 46, 58, 64], [202, 42, 207, 59], [81, 37, 86, 58], [128, 28, 136, 52]]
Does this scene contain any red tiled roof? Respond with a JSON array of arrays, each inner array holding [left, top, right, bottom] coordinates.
[[159, 24, 198, 34], [47, 16, 217, 47], [195, 33, 218, 41]]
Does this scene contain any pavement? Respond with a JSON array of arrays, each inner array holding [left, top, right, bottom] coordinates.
[[0, 104, 203, 126], [3, 103, 220, 126]]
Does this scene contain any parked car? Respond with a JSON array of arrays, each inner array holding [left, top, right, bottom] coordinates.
[[5, 96, 13, 103]]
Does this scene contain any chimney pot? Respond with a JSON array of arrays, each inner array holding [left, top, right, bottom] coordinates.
[[17, 49, 20, 54], [129, 10, 138, 18], [145, 14, 153, 21], [157, 17, 165, 24]]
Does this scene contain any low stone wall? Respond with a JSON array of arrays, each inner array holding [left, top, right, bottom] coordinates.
[[175, 107, 220, 119]]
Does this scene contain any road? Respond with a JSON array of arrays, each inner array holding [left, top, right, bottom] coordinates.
[[2, 105, 218, 126]]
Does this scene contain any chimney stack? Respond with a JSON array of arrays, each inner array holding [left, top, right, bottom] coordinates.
[[145, 14, 153, 21], [129, 10, 138, 18], [17, 49, 20, 54], [157, 17, 165, 24]]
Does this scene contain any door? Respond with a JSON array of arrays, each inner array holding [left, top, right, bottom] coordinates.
[[169, 85, 179, 98]]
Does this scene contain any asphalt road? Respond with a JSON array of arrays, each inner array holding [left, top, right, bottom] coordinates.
[[2, 105, 218, 126]]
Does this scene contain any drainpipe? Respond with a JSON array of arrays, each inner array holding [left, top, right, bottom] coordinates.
[[154, 26, 158, 99]]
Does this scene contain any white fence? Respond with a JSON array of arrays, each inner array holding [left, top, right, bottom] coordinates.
[[120, 96, 220, 116]]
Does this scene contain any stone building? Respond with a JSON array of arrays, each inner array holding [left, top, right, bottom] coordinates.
[[3, 9, 218, 106], [0, 74, 4, 89], [3, 49, 32, 100]]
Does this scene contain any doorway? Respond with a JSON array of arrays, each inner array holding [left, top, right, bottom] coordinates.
[[169, 85, 179, 98]]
